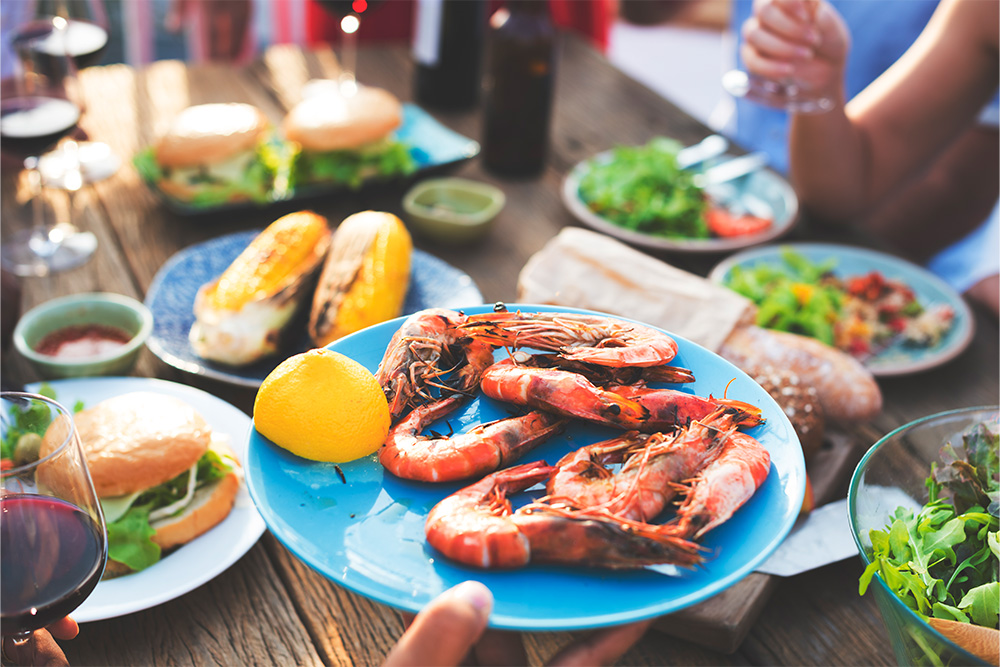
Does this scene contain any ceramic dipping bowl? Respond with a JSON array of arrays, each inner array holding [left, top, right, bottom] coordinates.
[[402, 177, 505, 244], [13, 292, 153, 379]]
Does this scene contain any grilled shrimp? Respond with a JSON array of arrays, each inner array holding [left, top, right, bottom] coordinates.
[[375, 308, 496, 421], [547, 407, 746, 522], [380, 396, 567, 482], [459, 307, 678, 367], [604, 385, 763, 431], [667, 431, 771, 540], [424, 461, 705, 569], [480, 359, 650, 430]]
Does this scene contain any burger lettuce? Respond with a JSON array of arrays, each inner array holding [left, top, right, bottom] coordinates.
[[133, 138, 291, 207], [289, 137, 416, 190], [103, 444, 235, 572]]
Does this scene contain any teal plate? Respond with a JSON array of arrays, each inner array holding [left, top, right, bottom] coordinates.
[[244, 304, 806, 631], [709, 242, 976, 376]]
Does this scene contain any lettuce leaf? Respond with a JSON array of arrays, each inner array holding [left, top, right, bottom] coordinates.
[[860, 420, 1000, 631], [291, 139, 416, 190], [106, 449, 234, 571], [1, 383, 57, 461], [106, 503, 160, 572]]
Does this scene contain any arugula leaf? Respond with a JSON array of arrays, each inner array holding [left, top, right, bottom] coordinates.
[[860, 419, 1000, 633]]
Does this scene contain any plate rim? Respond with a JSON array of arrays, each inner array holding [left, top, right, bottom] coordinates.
[[244, 303, 807, 631], [144, 230, 484, 389], [561, 149, 799, 254], [25, 376, 267, 624], [707, 241, 976, 376]]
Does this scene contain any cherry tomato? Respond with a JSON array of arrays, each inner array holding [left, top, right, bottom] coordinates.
[[706, 207, 772, 238]]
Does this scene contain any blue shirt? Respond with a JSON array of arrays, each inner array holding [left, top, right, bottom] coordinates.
[[729, 0, 940, 174]]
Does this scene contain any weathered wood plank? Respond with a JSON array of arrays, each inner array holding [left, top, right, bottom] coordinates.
[[61, 543, 322, 666]]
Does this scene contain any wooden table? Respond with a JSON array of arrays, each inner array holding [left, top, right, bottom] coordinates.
[[2, 35, 997, 666]]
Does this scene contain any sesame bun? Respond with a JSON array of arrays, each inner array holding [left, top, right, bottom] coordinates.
[[154, 103, 269, 168], [283, 85, 403, 152], [65, 392, 212, 497]]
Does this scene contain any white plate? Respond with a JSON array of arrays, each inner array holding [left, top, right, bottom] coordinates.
[[26, 377, 267, 624], [562, 150, 798, 254]]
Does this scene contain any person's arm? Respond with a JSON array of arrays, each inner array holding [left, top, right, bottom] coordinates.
[[787, 0, 998, 221]]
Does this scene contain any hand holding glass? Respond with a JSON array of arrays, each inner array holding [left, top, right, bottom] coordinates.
[[723, 0, 841, 113]]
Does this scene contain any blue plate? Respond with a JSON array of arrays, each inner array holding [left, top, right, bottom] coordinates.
[[244, 304, 806, 631], [562, 150, 798, 254], [140, 104, 480, 216], [144, 230, 483, 388], [709, 242, 976, 376]]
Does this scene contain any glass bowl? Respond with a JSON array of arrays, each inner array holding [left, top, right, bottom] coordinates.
[[848, 406, 999, 666]]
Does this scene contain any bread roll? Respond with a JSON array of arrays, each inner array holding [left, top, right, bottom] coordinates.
[[719, 325, 882, 422]]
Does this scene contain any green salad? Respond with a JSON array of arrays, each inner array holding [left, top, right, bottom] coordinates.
[[724, 249, 843, 346], [1, 384, 83, 465], [577, 137, 709, 239], [859, 420, 999, 631]]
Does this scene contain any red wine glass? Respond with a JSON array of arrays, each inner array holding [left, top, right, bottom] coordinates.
[[0, 392, 107, 657], [13, 0, 120, 187], [1, 15, 98, 276]]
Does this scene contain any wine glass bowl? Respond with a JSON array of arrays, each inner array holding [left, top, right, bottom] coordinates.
[[0, 392, 107, 642], [0, 15, 98, 277], [722, 68, 834, 114]]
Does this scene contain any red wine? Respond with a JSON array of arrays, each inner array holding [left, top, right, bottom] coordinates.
[[12, 19, 109, 69], [0, 495, 105, 636], [0, 96, 80, 156]]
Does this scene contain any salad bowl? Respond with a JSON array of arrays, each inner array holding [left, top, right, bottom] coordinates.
[[848, 406, 998, 666]]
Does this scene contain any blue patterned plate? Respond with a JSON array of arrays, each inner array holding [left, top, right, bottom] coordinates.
[[139, 104, 481, 216], [244, 304, 806, 631], [144, 230, 483, 387], [709, 242, 976, 376]]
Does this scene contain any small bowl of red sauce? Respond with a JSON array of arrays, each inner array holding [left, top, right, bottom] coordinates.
[[13, 293, 153, 379]]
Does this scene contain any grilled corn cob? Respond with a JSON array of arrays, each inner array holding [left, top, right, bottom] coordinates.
[[190, 211, 332, 365], [309, 211, 412, 347]]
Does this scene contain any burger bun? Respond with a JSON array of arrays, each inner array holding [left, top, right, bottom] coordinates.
[[66, 392, 212, 498], [155, 103, 269, 168], [283, 85, 403, 152]]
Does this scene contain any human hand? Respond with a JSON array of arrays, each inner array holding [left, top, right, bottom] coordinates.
[[383, 581, 655, 666], [1, 617, 78, 666], [740, 0, 850, 102]]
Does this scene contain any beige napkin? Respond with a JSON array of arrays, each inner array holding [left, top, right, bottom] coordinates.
[[517, 228, 756, 351]]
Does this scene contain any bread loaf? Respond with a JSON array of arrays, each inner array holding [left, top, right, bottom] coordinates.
[[748, 365, 825, 460], [719, 326, 882, 422]]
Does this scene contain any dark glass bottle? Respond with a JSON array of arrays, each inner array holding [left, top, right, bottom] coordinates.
[[412, 0, 486, 110], [481, 0, 556, 176]]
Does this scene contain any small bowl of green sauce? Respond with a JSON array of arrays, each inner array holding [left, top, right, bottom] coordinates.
[[403, 177, 505, 244]]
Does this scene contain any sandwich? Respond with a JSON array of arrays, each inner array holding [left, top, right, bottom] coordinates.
[[134, 102, 279, 206], [41, 392, 242, 577], [282, 84, 416, 188]]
